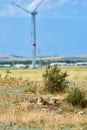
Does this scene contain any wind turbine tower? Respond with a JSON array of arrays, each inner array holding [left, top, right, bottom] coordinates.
[[12, 0, 44, 68]]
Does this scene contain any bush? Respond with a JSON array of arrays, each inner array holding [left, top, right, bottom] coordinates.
[[43, 65, 68, 94], [66, 87, 87, 108]]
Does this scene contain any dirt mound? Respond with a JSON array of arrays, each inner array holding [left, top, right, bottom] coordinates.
[[27, 96, 62, 112]]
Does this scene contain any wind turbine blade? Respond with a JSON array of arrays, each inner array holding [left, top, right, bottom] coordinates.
[[12, 2, 31, 14], [27, 0, 44, 12], [33, 0, 44, 12]]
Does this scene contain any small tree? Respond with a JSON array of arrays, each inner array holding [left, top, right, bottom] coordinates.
[[43, 65, 68, 94]]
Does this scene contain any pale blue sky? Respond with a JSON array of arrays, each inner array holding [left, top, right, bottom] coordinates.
[[0, 0, 87, 57]]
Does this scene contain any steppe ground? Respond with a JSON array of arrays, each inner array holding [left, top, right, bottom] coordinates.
[[0, 66, 87, 130]]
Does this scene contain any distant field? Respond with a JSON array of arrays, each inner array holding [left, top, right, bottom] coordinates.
[[0, 68, 44, 81], [0, 66, 87, 82], [61, 66, 87, 82]]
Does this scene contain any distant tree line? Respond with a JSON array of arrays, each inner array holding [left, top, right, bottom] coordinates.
[[0, 59, 87, 66]]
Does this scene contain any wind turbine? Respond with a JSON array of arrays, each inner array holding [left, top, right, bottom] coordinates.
[[12, 0, 44, 68]]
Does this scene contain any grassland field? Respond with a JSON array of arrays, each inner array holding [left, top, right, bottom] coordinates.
[[0, 66, 87, 130], [0, 66, 87, 81]]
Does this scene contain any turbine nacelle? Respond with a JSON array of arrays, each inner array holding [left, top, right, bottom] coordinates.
[[31, 12, 38, 16]]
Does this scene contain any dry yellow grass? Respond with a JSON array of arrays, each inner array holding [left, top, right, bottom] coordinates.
[[0, 68, 44, 81], [0, 106, 87, 129], [0, 66, 87, 129], [61, 66, 87, 82], [0, 66, 87, 81]]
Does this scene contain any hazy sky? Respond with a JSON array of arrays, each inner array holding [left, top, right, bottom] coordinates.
[[0, 0, 87, 57]]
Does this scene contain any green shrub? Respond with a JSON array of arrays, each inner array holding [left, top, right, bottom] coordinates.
[[43, 65, 68, 94], [66, 87, 87, 108]]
